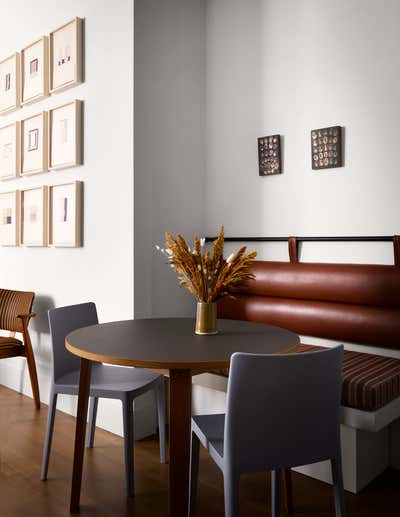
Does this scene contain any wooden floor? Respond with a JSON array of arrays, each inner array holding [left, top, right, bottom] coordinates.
[[0, 386, 399, 517]]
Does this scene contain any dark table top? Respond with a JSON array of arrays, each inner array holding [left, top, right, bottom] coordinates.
[[65, 318, 300, 370]]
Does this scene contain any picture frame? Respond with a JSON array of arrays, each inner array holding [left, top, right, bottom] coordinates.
[[0, 190, 20, 246], [49, 100, 82, 170], [311, 126, 343, 170], [0, 53, 21, 115], [20, 186, 48, 246], [258, 135, 282, 176], [0, 121, 21, 180], [48, 181, 82, 247], [49, 17, 83, 93], [21, 36, 50, 105], [21, 111, 48, 176]]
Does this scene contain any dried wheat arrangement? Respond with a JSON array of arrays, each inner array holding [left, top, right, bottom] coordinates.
[[156, 226, 257, 302]]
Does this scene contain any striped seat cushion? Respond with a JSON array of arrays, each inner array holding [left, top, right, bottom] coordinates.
[[210, 344, 400, 412]]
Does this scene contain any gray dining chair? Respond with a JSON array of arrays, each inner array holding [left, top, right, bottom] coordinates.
[[189, 345, 345, 517], [40, 302, 166, 497]]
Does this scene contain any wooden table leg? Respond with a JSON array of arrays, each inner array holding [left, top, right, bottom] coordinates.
[[168, 369, 192, 517], [70, 358, 92, 513], [282, 468, 294, 514]]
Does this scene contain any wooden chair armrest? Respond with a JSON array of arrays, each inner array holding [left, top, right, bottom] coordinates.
[[17, 312, 36, 320]]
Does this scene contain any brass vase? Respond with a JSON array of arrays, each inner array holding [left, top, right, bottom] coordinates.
[[195, 302, 218, 335]]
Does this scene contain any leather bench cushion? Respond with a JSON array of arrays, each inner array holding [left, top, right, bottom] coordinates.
[[210, 344, 400, 412]]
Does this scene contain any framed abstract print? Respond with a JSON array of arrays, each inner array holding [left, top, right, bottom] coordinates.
[[20, 186, 48, 246], [0, 53, 21, 115], [21, 36, 50, 105], [49, 100, 82, 170], [50, 17, 83, 93], [0, 190, 20, 246], [21, 111, 48, 175], [0, 122, 20, 180], [48, 181, 82, 247]]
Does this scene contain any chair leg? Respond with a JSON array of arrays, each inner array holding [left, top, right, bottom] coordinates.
[[223, 470, 240, 517], [86, 397, 98, 448], [189, 431, 200, 517], [24, 342, 40, 409], [331, 457, 345, 517], [155, 378, 166, 464], [122, 395, 135, 497], [271, 469, 282, 517], [40, 390, 58, 480]]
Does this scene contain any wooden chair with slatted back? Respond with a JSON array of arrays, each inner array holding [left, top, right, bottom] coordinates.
[[0, 289, 40, 409]]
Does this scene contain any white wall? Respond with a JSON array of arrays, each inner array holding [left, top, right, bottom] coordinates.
[[134, 0, 205, 318], [0, 0, 139, 437], [205, 0, 399, 266]]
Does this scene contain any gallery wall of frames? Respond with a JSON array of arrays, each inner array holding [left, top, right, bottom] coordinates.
[[0, 17, 84, 248]]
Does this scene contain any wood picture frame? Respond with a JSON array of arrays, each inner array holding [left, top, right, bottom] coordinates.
[[49, 17, 83, 94], [0, 53, 21, 115], [48, 181, 82, 247], [20, 185, 48, 246], [21, 111, 49, 176], [0, 190, 20, 246], [21, 36, 50, 105], [49, 100, 82, 170], [0, 121, 21, 180]]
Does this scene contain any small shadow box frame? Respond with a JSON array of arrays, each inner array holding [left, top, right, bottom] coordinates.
[[48, 181, 83, 247], [311, 126, 343, 170], [258, 135, 282, 176]]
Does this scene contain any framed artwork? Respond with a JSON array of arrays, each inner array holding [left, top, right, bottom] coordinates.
[[49, 100, 82, 170], [20, 186, 48, 246], [311, 126, 343, 170], [21, 36, 50, 105], [0, 53, 21, 115], [258, 135, 282, 176], [0, 190, 20, 246], [0, 122, 20, 180], [50, 17, 83, 93], [48, 181, 82, 247], [21, 111, 48, 175]]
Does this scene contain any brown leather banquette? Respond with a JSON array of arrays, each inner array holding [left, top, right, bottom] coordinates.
[[218, 236, 400, 412]]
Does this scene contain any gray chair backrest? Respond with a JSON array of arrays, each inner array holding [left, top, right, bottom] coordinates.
[[224, 346, 343, 473], [48, 302, 98, 382]]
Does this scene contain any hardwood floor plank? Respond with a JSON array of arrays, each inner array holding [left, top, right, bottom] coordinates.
[[0, 385, 399, 516]]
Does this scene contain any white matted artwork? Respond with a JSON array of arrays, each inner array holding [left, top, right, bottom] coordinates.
[[49, 100, 82, 170], [49, 181, 82, 247], [21, 111, 48, 175], [0, 53, 21, 115], [0, 122, 20, 180], [0, 190, 20, 246], [21, 36, 49, 105], [21, 186, 48, 246], [50, 17, 83, 93]]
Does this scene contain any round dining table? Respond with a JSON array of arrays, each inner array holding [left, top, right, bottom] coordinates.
[[65, 317, 299, 516]]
